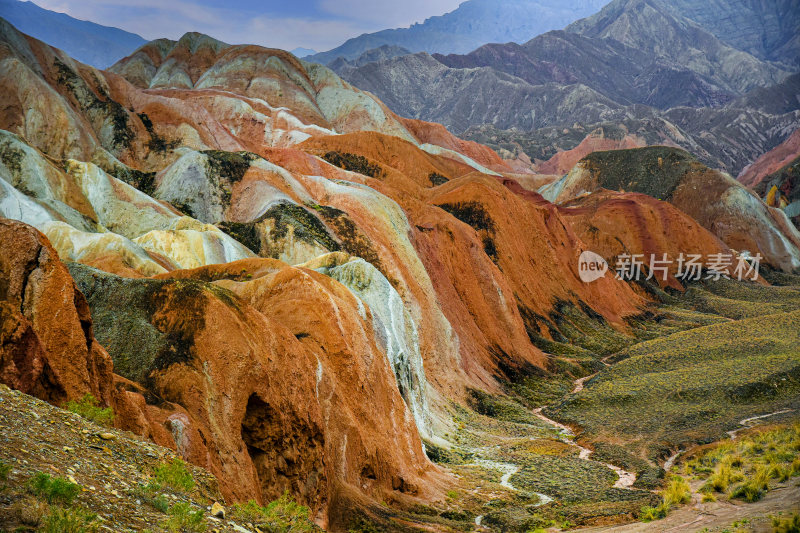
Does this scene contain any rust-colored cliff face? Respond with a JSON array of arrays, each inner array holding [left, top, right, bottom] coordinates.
[[0, 219, 112, 404]]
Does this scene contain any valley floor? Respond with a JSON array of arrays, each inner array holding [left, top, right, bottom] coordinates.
[[575, 480, 800, 532]]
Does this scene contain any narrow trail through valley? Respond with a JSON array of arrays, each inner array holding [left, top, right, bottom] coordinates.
[[532, 406, 637, 489], [726, 408, 794, 439]]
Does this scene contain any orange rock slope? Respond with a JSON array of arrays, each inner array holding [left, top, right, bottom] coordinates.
[[541, 146, 800, 272]]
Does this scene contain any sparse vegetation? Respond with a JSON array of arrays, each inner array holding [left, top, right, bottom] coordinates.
[[230, 492, 317, 532], [131, 481, 170, 513], [428, 172, 449, 186], [163, 501, 206, 532], [0, 461, 11, 487], [39, 506, 100, 533], [29, 473, 81, 506], [154, 458, 196, 493], [688, 425, 800, 504], [639, 475, 690, 522], [53, 57, 134, 149], [550, 304, 800, 462], [772, 512, 800, 533], [203, 150, 258, 183], [322, 151, 383, 178], [66, 394, 114, 427], [438, 201, 494, 232]]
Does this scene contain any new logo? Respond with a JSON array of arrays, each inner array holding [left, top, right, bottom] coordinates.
[[578, 250, 608, 282]]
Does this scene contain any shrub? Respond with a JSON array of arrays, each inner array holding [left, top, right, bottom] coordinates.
[[39, 506, 99, 533], [772, 513, 800, 533], [732, 465, 772, 502], [428, 172, 449, 186], [66, 394, 114, 427], [231, 492, 316, 532], [767, 463, 791, 483], [12, 496, 48, 526], [640, 475, 691, 522], [662, 475, 691, 508], [703, 462, 743, 493], [639, 503, 668, 522], [701, 492, 716, 502], [0, 461, 11, 490], [163, 502, 205, 533], [154, 458, 195, 493], [791, 458, 800, 476], [731, 482, 764, 503], [132, 481, 171, 513], [29, 473, 81, 505]]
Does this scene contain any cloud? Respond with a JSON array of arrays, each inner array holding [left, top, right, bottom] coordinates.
[[318, 0, 463, 27], [30, 0, 464, 51]]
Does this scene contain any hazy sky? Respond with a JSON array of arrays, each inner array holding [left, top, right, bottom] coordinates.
[[33, 0, 465, 52]]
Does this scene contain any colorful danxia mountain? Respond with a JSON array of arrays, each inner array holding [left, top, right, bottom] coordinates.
[[0, 0, 798, 531]]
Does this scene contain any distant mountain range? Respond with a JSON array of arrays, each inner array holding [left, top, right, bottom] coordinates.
[[0, 0, 145, 68], [2, 0, 797, 178], [655, 0, 800, 68], [304, 0, 610, 64], [332, 0, 800, 175]]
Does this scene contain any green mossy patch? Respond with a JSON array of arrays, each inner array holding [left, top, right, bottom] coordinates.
[[263, 203, 340, 251], [438, 201, 499, 264], [312, 204, 386, 276], [217, 221, 263, 255], [467, 388, 543, 425], [322, 151, 383, 178], [54, 58, 134, 150], [428, 172, 449, 186], [579, 146, 700, 201], [68, 264, 241, 392], [94, 157, 157, 196], [218, 202, 340, 257], [438, 201, 495, 232], [0, 139, 24, 176], [202, 150, 258, 184], [421, 440, 473, 465], [136, 113, 179, 154]]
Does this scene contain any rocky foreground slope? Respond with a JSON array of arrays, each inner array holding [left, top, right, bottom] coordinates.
[[1, 16, 799, 531]]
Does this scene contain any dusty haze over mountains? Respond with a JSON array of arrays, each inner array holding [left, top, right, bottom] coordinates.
[[0, 0, 799, 531]]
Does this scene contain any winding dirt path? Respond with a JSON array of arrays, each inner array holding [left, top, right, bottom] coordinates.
[[726, 409, 794, 439], [532, 406, 637, 488], [572, 372, 598, 394]]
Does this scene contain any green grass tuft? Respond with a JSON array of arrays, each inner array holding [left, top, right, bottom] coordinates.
[[65, 394, 114, 427], [230, 492, 317, 532], [154, 458, 196, 493], [29, 472, 81, 505], [163, 502, 206, 532], [39, 506, 99, 533], [772, 512, 800, 533]]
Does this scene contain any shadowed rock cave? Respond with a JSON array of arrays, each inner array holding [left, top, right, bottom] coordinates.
[[240, 393, 327, 508]]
